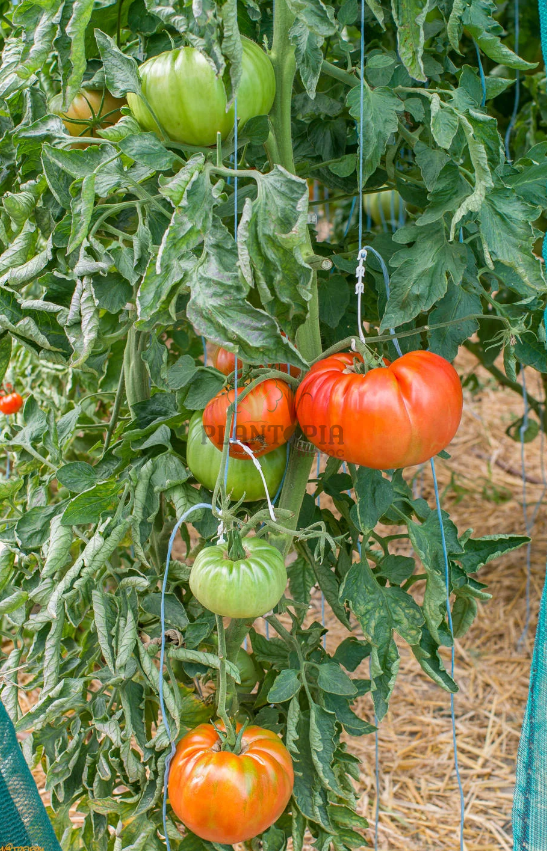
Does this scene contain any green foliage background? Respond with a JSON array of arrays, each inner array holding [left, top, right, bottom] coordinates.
[[0, 0, 543, 847]]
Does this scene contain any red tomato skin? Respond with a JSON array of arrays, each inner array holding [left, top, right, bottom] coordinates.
[[168, 723, 294, 844], [0, 392, 23, 415], [295, 350, 462, 469], [203, 378, 297, 459], [211, 345, 300, 378]]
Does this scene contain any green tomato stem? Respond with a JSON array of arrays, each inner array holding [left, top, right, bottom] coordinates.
[[227, 528, 246, 561], [123, 325, 150, 416], [215, 614, 237, 747]]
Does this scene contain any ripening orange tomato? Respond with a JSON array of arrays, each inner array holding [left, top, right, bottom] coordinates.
[[168, 723, 294, 844], [210, 344, 300, 378], [203, 378, 297, 459], [51, 90, 126, 140], [295, 350, 462, 469]]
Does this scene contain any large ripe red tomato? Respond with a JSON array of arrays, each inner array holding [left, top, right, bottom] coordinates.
[[203, 379, 296, 459], [0, 392, 23, 415], [295, 350, 462, 469], [168, 723, 294, 844], [211, 344, 301, 378]]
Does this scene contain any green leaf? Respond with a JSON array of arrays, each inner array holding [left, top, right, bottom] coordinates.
[[350, 467, 394, 534], [458, 533, 529, 573], [168, 647, 240, 683], [0, 333, 12, 384], [382, 223, 467, 330], [341, 559, 423, 717], [237, 167, 313, 337], [478, 188, 546, 296], [57, 461, 99, 493], [430, 97, 459, 149], [318, 275, 350, 328], [332, 636, 371, 671], [16, 505, 61, 549], [452, 594, 478, 638], [92, 589, 117, 674], [317, 662, 357, 696], [347, 83, 404, 185], [391, 0, 428, 82], [183, 371, 225, 410], [61, 481, 120, 526], [377, 554, 415, 585], [267, 669, 302, 703], [290, 21, 323, 98], [309, 703, 346, 796], [142, 592, 188, 630], [463, 0, 537, 71], [64, 0, 96, 107], [118, 133, 178, 171], [94, 29, 142, 97], [322, 692, 375, 737], [91, 272, 132, 314], [412, 626, 457, 692], [186, 220, 307, 369], [428, 281, 481, 362]]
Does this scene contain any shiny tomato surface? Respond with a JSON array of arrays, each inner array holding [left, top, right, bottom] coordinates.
[[0, 392, 23, 415], [168, 723, 294, 843], [295, 350, 462, 469], [186, 411, 286, 501], [203, 378, 296, 459], [128, 37, 275, 146]]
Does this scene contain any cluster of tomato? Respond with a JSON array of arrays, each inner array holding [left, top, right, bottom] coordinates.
[[187, 342, 463, 497]]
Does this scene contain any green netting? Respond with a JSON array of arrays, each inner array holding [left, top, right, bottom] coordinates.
[[0, 699, 61, 850]]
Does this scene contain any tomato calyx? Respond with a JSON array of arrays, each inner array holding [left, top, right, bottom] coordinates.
[[226, 528, 247, 561], [348, 339, 385, 374], [210, 717, 250, 754]]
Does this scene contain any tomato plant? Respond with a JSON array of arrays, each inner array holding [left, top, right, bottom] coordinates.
[[186, 410, 287, 501], [190, 534, 287, 618], [203, 378, 297, 458], [168, 723, 294, 843], [295, 350, 463, 469], [0, 0, 541, 848]]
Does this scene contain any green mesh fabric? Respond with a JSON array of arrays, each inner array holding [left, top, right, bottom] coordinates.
[[0, 699, 61, 850]]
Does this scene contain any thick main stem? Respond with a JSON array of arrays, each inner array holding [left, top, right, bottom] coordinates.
[[268, 0, 323, 553], [123, 325, 150, 416]]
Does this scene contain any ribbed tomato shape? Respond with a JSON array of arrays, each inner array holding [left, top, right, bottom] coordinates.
[[0, 392, 23, 415], [295, 350, 462, 470], [128, 37, 275, 146], [168, 723, 294, 844], [189, 536, 286, 618], [211, 345, 301, 378], [203, 378, 296, 459]]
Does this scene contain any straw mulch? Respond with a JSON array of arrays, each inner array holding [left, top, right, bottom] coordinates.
[[308, 347, 544, 850], [13, 349, 545, 848]]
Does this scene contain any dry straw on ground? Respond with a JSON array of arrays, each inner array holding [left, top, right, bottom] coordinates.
[[309, 348, 543, 850], [12, 349, 543, 848]]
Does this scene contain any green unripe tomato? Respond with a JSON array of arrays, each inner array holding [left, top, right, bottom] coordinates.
[[190, 537, 287, 618], [235, 648, 261, 691], [186, 411, 286, 502], [127, 37, 276, 146], [365, 190, 404, 227]]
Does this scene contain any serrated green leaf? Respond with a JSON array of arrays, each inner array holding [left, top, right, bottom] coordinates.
[[391, 0, 428, 82], [347, 83, 404, 185], [61, 481, 120, 526], [267, 668, 302, 703], [350, 467, 394, 534], [317, 662, 357, 696]]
